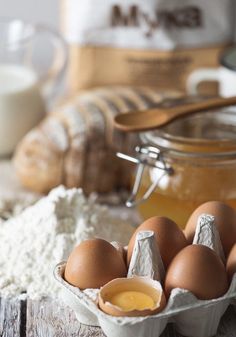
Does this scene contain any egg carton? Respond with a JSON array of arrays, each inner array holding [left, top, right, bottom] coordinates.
[[54, 214, 236, 337]]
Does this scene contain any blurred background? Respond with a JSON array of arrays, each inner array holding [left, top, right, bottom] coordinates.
[[0, 0, 59, 28], [1, 0, 236, 225]]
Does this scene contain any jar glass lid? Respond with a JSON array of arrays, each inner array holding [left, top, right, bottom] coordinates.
[[141, 108, 236, 156]]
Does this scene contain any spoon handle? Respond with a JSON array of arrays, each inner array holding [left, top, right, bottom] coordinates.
[[114, 96, 236, 132], [167, 95, 236, 118]]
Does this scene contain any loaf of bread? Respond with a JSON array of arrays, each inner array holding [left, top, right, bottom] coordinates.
[[14, 86, 180, 194]]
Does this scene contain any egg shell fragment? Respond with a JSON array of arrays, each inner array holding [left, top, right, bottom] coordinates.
[[98, 277, 166, 317]]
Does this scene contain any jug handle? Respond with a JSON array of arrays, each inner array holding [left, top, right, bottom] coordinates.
[[33, 24, 68, 103]]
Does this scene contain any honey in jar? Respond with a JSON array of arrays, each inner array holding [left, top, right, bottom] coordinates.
[[120, 109, 236, 229]]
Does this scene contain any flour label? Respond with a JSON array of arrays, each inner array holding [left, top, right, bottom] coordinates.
[[63, 0, 234, 49]]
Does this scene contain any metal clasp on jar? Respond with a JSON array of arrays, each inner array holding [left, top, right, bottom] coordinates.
[[117, 145, 174, 207]]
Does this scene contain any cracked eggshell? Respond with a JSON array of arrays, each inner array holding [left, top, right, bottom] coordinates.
[[127, 217, 188, 269], [185, 201, 236, 256], [98, 277, 166, 317]]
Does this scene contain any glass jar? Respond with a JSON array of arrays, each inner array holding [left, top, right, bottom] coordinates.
[[118, 108, 236, 229]]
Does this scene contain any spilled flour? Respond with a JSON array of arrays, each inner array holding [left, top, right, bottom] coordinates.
[[0, 186, 134, 299]]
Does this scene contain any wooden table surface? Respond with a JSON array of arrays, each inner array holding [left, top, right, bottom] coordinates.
[[0, 161, 236, 337], [1, 296, 236, 337]]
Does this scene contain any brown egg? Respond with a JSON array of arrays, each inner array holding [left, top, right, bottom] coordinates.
[[64, 238, 127, 289], [127, 216, 188, 269], [185, 201, 236, 256], [226, 243, 236, 282], [165, 245, 228, 300]]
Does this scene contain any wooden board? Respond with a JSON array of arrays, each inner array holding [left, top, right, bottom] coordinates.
[[0, 297, 23, 337], [0, 297, 235, 337]]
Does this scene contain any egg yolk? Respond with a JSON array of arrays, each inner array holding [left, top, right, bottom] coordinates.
[[109, 291, 155, 311]]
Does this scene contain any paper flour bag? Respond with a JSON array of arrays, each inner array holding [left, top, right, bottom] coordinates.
[[61, 0, 235, 93]]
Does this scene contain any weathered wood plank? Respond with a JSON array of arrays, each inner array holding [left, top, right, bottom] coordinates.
[[26, 298, 105, 337], [79, 324, 105, 337], [0, 297, 24, 337]]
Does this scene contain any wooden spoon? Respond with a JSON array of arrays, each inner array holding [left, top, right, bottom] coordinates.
[[114, 96, 236, 132]]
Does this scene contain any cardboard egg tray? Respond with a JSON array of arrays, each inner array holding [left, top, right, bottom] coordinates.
[[54, 214, 236, 337]]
